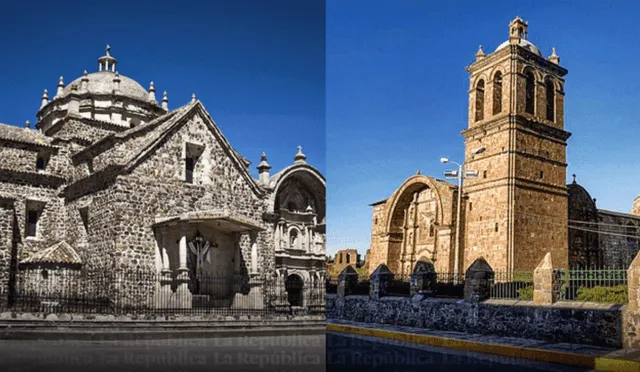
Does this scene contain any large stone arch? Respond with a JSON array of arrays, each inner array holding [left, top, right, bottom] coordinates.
[[381, 175, 455, 276], [270, 164, 325, 223]]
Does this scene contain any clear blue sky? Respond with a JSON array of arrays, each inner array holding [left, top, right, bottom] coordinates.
[[326, 1, 640, 256], [0, 0, 325, 177]]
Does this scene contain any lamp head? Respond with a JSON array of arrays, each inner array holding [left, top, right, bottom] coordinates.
[[440, 157, 449, 164]]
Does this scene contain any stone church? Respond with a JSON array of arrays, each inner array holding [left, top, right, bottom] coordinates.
[[0, 47, 325, 311], [366, 17, 640, 277]]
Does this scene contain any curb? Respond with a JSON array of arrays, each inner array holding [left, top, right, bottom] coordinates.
[[0, 324, 326, 341], [326, 323, 640, 371]]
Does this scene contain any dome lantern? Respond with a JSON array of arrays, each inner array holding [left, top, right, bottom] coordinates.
[[98, 45, 118, 72]]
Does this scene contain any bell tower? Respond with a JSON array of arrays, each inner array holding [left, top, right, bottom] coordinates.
[[461, 17, 571, 272]]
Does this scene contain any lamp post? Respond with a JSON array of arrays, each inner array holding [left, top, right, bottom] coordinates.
[[441, 147, 485, 283]]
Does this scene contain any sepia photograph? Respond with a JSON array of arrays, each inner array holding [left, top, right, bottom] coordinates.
[[0, 0, 325, 371]]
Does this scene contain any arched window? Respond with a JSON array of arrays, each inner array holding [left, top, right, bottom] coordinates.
[[545, 77, 555, 122], [524, 69, 535, 115], [493, 71, 503, 115], [475, 79, 485, 122], [290, 229, 299, 248]]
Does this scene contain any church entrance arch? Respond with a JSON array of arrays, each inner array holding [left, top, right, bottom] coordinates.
[[385, 176, 445, 276], [285, 274, 304, 307]]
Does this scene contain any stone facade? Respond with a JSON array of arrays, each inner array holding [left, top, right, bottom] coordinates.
[[366, 17, 638, 275], [0, 47, 325, 312], [568, 178, 640, 269]]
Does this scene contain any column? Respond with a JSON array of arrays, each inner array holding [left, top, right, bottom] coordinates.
[[177, 225, 189, 280], [160, 230, 172, 282], [251, 241, 258, 275]]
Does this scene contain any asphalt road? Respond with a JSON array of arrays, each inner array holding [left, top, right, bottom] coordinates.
[[326, 332, 592, 372], [0, 332, 326, 372]]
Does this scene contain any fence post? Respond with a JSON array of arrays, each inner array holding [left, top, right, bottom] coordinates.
[[337, 266, 358, 298], [410, 260, 437, 298], [464, 258, 493, 303], [533, 252, 557, 305], [369, 264, 394, 300]]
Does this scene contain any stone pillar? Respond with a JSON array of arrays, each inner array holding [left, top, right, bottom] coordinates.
[[410, 260, 437, 297], [337, 266, 358, 298], [463, 258, 494, 303], [160, 231, 172, 283], [369, 264, 394, 300], [533, 252, 558, 305], [177, 226, 189, 280], [251, 241, 258, 275], [623, 251, 640, 348]]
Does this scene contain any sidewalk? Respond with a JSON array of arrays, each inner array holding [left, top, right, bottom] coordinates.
[[0, 318, 326, 340], [327, 319, 640, 372]]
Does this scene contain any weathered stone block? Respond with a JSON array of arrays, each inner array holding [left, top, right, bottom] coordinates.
[[533, 252, 556, 305], [410, 260, 437, 297], [369, 264, 394, 300], [463, 258, 493, 303], [337, 265, 358, 298]]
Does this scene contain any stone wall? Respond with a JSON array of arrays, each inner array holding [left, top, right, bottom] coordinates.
[[599, 211, 640, 269], [326, 294, 622, 348]]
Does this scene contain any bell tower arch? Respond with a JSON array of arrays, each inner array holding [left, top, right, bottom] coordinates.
[[461, 17, 571, 272]]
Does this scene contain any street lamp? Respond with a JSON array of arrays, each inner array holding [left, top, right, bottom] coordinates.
[[441, 146, 485, 283]]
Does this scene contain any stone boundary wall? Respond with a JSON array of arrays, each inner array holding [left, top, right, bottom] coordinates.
[[0, 311, 325, 323], [326, 294, 622, 348]]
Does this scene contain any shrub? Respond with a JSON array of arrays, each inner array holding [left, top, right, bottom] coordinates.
[[576, 285, 627, 304], [517, 285, 534, 300]]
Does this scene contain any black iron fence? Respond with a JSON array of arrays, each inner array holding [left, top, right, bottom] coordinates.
[[561, 268, 628, 303], [0, 269, 325, 316], [325, 272, 465, 298], [489, 271, 534, 300]]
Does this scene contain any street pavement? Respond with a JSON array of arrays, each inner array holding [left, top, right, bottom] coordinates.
[[326, 332, 591, 372], [0, 332, 325, 372]]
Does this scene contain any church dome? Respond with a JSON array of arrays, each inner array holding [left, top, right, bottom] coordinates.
[[495, 38, 542, 57], [62, 71, 149, 101]]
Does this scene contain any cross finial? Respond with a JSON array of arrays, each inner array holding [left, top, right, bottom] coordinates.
[[572, 174, 576, 183], [106, 45, 111, 55], [297, 145, 302, 152]]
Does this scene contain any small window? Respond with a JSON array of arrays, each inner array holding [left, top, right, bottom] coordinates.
[[469, 202, 473, 211], [41, 269, 49, 280], [493, 71, 503, 115], [79, 207, 89, 233], [87, 158, 94, 174], [524, 69, 536, 115], [185, 157, 195, 184], [26, 210, 39, 237], [339, 253, 343, 264], [346, 253, 351, 264], [495, 223, 499, 232], [483, 170, 487, 179], [36, 154, 49, 170], [475, 79, 485, 122], [545, 77, 555, 122], [184, 142, 204, 184], [540, 171, 544, 179]]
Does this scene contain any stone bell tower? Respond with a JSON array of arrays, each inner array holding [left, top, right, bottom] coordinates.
[[460, 17, 571, 272]]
